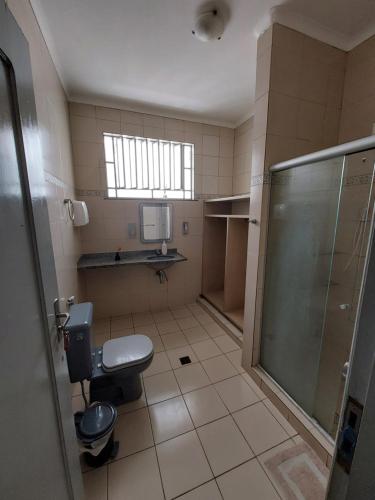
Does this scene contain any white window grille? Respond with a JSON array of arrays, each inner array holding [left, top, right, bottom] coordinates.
[[103, 133, 194, 199]]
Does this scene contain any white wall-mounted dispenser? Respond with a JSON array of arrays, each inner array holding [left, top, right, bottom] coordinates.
[[64, 199, 89, 226], [72, 200, 89, 226]]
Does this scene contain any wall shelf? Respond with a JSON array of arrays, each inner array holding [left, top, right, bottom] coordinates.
[[205, 194, 250, 203], [205, 214, 249, 219], [202, 194, 250, 333]]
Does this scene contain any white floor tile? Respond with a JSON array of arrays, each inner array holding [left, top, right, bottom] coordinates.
[[195, 311, 215, 326], [191, 339, 221, 361], [214, 335, 240, 353], [115, 407, 154, 458], [241, 372, 267, 400], [108, 448, 164, 500], [111, 314, 133, 332], [263, 399, 298, 437], [157, 430, 213, 499], [161, 331, 188, 350], [203, 322, 227, 338], [144, 351, 172, 377], [144, 370, 181, 405], [217, 459, 280, 500], [201, 355, 238, 383], [176, 480, 222, 500], [166, 346, 198, 369], [178, 316, 200, 330], [110, 327, 134, 339], [153, 310, 174, 323], [132, 311, 154, 327], [174, 363, 211, 393], [226, 350, 245, 373], [197, 416, 254, 476], [150, 334, 165, 353], [183, 385, 228, 427], [214, 375, 259, 412], [83, 467, 107, 500], [187, 303, 205, 315], [149, 396, 194, 444], [233, 402, 289, 455], [134, 323, 159, 336], [157, 319, 181, 334], [184, 326, 210, 344], [170, 306, 192, 319]]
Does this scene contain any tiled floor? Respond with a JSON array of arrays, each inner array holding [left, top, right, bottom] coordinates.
[[78, 303, 328, 500]]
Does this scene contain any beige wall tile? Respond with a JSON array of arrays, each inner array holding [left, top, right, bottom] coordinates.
[[256, 47, 271, 101], [203, 135, 220, 156], [218, 177, 233, 195], [339, 34, 375, 143], [253, 94, 269, 140], [9, 0, 81, 303], [121, 123, 143, 137], [121, 110, 144, 125], [219, 157, 233, 177], [95, 106, 121, 122], [70, 115, 98, 143], [202, 156, 219, 176], [69, 102, 95, 118], [257, 25, 273, 60], [268, 91, 299, 138], [143, 114, 165, 129]]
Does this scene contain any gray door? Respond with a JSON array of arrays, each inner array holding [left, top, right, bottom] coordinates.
[[327, 202, 375, 499], [0, 4, 82, 499]]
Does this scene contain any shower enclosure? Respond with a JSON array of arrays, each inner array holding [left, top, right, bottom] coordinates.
[[260, 139, 375, 438]]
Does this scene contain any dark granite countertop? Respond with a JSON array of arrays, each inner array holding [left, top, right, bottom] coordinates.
[[77, 248, 187, 270]]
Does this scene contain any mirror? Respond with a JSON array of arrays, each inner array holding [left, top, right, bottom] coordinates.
[[140, 203, 172, 243]]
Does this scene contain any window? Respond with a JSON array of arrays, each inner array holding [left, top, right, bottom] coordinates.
[[104, 133, 194, 199]]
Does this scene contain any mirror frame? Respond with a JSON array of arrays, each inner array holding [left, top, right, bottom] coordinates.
[[139, 202, 173, 243]]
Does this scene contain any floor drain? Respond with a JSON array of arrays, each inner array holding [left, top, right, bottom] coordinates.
[[179, 356, 191, 365]]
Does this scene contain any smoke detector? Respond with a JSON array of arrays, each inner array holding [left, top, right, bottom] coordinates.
[[192, 9, 225, 42]]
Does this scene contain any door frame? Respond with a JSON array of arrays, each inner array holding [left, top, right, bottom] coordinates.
[[0, 2, 82, 498]]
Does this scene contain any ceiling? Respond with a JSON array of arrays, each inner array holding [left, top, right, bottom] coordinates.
[[31, 0, 375, 127]]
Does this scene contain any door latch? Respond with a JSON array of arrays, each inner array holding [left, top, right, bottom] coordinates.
[[53, 298, 70, 349]]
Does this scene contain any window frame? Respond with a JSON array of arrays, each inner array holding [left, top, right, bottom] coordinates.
[[103, 132, 195, 201]]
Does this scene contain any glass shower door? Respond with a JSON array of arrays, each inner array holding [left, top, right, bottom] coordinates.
[[260, 157, 345, 415], [313, 150, 375, 435]]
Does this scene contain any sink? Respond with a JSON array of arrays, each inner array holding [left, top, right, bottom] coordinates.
[[146, 254, 175, 260]]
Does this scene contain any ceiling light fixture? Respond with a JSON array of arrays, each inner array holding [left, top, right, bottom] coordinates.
[[192, 8, 225, 42]]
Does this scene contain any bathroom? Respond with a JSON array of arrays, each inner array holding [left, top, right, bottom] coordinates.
[[3, 1, 375, 499]]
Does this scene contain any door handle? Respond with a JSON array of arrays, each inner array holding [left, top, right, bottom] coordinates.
[[339, 304, 350, 310], [342, 361, 350, 380]]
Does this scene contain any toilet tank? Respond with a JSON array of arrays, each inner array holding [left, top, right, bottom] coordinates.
[[65, 302, 93, 383]]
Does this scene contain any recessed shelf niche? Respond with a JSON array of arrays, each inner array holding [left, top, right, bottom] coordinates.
[[202, 194, 250, 331]]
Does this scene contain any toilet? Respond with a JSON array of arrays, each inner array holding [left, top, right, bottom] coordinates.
[[65, 302, 154, 406], [90, 334, 154, 405], [65, 302, 154, 465]]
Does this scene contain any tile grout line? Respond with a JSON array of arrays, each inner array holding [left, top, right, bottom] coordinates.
[[146, 409, 167, 500], [92, 308, 301, 499], [172, 370, 224, 500]]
